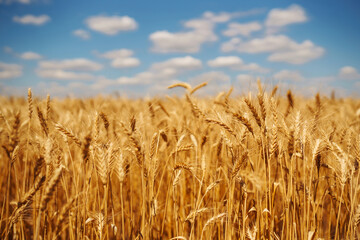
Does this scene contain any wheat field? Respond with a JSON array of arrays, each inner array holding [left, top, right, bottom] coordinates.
[[0, 81, 360, 239]]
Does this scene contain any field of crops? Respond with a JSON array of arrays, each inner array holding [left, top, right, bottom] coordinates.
[[1, 82, 360, 239]]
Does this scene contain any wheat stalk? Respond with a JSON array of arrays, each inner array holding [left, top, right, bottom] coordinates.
[[168, 82, 192, 91]]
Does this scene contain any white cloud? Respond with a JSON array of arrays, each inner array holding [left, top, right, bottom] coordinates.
[[20, 51, 43, 60], [208, 56, 243, 67], [149, 10, 261, 53], [98, 49, 134, 59], [236, 74, 256, 83], [221, 35, 324, 64], [39, 58, 102, 71], [4, 48, 44, 60], [221, 38, 241, 52], [267, 41, 324, 64], [97, 49, 140, 69], [111, 58, 140, 68], [0, 62, 22, 79], [312, 76, 336, 82], [201, 11, 233, 23], [338, 66, 360, 80], [223, 21, 262, 37], [241, 63, 269, 72], [265, 4, 307, 33], [32, 80, 124, 98], [152, 56, 202, 71], [273, 70, 304, 82], [73, 29, 91, 40], [36, 58, 102, 80], [207, 56, 269, 72], [36, 70, 95, 80], [88, 76, 118, 90], [117, 56, 202, 85], [85, 15, 138, 35], [222, 35, 295, 53], [3, 46, 13, 54], [13, 14, 50, 25], [0, 0, 31, 4], [149, 28, 216, 54], [34, 81, 81, 97]]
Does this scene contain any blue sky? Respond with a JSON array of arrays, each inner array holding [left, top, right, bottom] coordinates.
[[0, 0, 360, 97]]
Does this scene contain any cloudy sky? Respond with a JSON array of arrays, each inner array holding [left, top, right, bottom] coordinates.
[[0, 0, 360, 97]]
